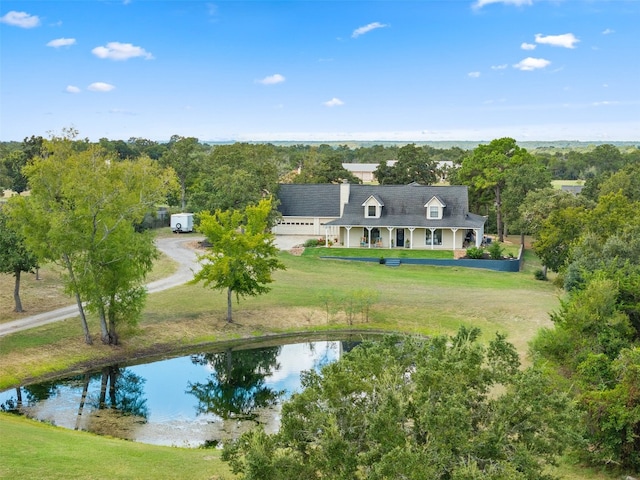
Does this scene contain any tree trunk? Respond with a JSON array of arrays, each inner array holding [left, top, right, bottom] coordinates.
[[13, 268, 24, 312], [63, 253, 92, 345], [227, 287, 233, 323], [495, 185, 504, 242], [98, 304, 110, 344], [108, 302, 119, 346], [520, 231, 525, 246], [181, 181, 187, 212]]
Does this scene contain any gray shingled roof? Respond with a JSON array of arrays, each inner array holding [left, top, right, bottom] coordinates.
[[276, 184, 341, 217]]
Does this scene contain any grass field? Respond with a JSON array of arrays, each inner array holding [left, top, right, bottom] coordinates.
[[0, 239, 625, 480]]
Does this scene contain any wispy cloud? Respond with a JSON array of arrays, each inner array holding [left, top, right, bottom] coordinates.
[[473, 0, 532, 9], [535, 33, 579, 49], [352, 22, 388, 38], [513, 57, 551, 71], [468, 71, 481, 78], [602, 28, 615, 35], [92, 42, 154, 60], [491, 64, 508, 70], [324, 98, 344, 107], [257, 74, 286, 85], [521, 42, 536, 50], [65, 85, 81, 94], [87, 82, 115, 92], [0, 11, 40, 28], [47, 38, 76, 48]]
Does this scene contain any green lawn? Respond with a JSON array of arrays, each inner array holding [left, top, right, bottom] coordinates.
[[302, 246, 454, 259]]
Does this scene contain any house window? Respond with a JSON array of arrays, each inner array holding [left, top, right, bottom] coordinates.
[[367, 205, 376, 217], [425, 229, 442, 245], [429, 206, 439, 219]]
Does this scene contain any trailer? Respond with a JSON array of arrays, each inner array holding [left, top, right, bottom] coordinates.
[[170, 213, 194, 233]]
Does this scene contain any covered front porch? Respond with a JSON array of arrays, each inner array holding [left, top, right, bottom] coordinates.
[[323, 225, 484, 251]]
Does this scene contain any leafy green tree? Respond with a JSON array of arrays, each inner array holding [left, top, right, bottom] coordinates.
[[532, 205, 586, 273], [0, 208, 38, 312], [453, 138, 534, 242], [189, 143, 281, 215], [293, 151, 361, 184], [501, 160, 551, 244], [9, 132, 175, 344], [192, 198, 285, 323], [159, 135, 204, 211], [223, 328, 577, 480], [374, 143, 438, 185]]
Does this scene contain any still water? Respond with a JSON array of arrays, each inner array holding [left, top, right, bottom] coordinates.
[[0, 339, 354, 447]]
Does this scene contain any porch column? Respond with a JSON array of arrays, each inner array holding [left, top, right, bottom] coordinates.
[[366, 227, 372, 248], [409, 227, 415, 249], [325, 228, 329, 247], [475, 228, 483, 247], [429, 228, 436, 250], [386, 227, 394, 248], [451, 228, 459, 250], [345, 226, 352, 248]]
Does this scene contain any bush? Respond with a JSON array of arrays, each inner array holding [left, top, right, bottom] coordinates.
[[303, 238, 320, 248], [534, 269, 547, 281], [465, 246, 485, 259], [488, 242, 504, 260]]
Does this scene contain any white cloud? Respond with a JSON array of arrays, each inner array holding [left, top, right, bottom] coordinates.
[[491, 64, 508, 70], [65, 85, 81, 94], [87, 82, 115, 92], [513, 57, 551, 71], [473, 0, 532, 9], [602, 28, 615, 35], [352, 22, 388, 38], [47, 38, 76, 48], [521, 42, 536, 50], [535, 33, 579, 49], [324, 98, 344, 107], [92, 42, 154, 60], [468, 71, 481, 78], [0, 11, 40, 28], [257, 74, 286, 85]]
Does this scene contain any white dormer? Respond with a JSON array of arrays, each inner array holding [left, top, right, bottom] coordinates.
[[425, 195, 446, 220], [362, 194, 384, 219]]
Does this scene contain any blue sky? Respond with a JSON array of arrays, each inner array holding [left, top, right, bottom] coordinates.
[[1, 0, 638, 142]]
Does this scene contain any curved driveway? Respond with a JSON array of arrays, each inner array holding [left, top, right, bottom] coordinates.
[[0, 236, 203, 337], [0, 234, 306, 337]]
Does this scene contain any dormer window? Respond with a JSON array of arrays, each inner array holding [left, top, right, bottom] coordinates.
[[425, 195, 445, 220], [363, 194, 384, 219]]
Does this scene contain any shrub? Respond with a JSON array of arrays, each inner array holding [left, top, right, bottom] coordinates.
[[488, 242, 504, 260], [534, 269, 547, 281], [304, 238, 320, 248], [466, 246, 485, 259]]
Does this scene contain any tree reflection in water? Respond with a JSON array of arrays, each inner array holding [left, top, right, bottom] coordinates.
[[187, 347, 284, 421]]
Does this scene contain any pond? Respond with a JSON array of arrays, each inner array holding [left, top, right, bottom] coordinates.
[[0, 336, 367, 448]]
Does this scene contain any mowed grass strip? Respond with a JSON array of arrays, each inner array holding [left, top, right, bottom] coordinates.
[[0, 413, 233, 480]]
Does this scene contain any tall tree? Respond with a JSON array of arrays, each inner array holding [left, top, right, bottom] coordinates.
[[374, 143, 438, 185], [159, 135, 203, 211], [9, 132, 176, 344], [501, 160, 551, 244], [0, 208, 38, 312], [192, 198, 285, 323], [454, 138, 533, 241]]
